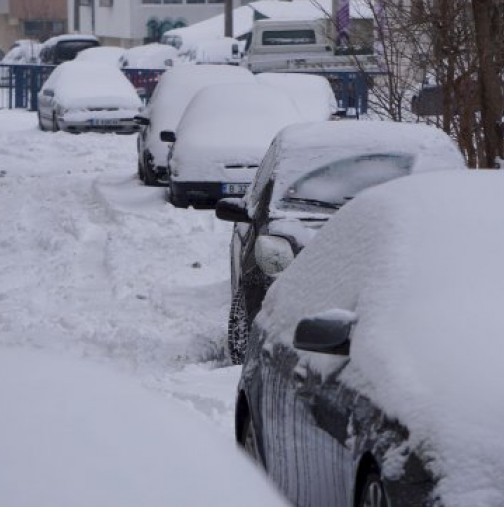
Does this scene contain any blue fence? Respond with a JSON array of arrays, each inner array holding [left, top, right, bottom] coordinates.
[[0, 64, 165, 110]]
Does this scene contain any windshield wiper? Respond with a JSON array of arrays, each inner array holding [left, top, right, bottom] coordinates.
[[281, 197, 341, 210]]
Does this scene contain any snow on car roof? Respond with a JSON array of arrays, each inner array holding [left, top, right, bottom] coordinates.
[[75, 46, 125, 66], [120, 43, 179, 69], [43, 34, 99, 46], [50, 61, 142, 110], [256, 73, 337, 121], [267, 120, 466, 206], [258, 170, 504, 506], [173, 82, 302, 170]]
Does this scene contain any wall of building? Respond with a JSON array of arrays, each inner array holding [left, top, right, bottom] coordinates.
[[10, 0, 67, 20]]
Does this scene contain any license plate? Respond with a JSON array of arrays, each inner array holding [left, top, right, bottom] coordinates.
[[221, 183, 249, 195], [92, 119, 120, 126]]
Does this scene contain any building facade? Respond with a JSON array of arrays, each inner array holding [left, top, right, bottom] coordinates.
[[68, 0, 243, 48], [0, 0, 67, 52]]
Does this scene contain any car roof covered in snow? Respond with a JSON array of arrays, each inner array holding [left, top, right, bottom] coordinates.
[[45, 61, 142, 110], [172, 82, 302, 170], [258, 169, 504, 506], [43, 34, 99, 47], [75, 46, 125, 66], [119, 43, 179, 69]]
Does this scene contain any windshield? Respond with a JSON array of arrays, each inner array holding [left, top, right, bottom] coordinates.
[[279, 153, 414, 211], [56, 41, 99, 63]]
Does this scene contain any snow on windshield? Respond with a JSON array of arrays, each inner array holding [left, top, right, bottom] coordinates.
[[259, 170, 504, 506]]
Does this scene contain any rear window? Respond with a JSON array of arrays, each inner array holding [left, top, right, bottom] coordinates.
[[279, 153, 414, 211], [55, 40, 99, 63], [262, 30, 316, 46]]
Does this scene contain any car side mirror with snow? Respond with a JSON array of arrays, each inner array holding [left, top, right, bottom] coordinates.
[[215, 198, 250, 223], [254, 235, 294, 276], [134, 115, 150, 126], [294, 309, 357, 356], [160, 130, 176, 143]]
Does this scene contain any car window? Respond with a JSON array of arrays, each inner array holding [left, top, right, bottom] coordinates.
[[246, 140, 278, 216], [262, 30, 316, 46], [279, 153, 414, 211]]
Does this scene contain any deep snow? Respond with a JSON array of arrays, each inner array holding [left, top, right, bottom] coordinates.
[[0, 110, 274, 503]]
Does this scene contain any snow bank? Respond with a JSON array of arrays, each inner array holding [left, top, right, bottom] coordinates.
[[258, 170, 504, 506], [0, 347, 287, 507]]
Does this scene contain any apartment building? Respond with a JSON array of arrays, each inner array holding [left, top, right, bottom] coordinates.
[[0, 0, 67, 52], [68, 0, 243, 48]]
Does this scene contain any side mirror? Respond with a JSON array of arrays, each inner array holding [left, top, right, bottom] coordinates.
[[134, 115, 150, 126], [294, 309, 357, 356], [215, 198, 250, 223], [160, 130, 176, 143], [254, 235, 294, 276], [43, 89, 54, 97]]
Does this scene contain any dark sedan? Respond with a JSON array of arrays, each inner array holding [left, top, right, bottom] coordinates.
[[235, 170, 504, 507], [216, 121, 465, 364]]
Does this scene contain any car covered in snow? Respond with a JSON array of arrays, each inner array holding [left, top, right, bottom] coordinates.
[[216, 121, 466, 363], [0, 40, 41, 85], [135, 64, 255, 186], [37, 61, 142, 133], [39, 34, 100, 65], [236, 170, 504, 507], [75, 46, 125, 66], [119, 43, 179, 70], [163, 83, 304, 207], [178, 37, 243, 65]]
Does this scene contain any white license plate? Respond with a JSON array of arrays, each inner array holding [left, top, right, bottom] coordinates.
[[221, 183, 249, 195], [92, 119, 120, 126]]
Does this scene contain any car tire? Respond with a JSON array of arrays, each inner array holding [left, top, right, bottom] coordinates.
[[228, 287, 249, 365], [241, 413, 262, 465], [52, 113, 59, 132], [37, 111, 46, 131], [169, 180, 189, 208], [137, 160, 145, 182], [358, 472, 389, 507], [143, 158, 159, 187]]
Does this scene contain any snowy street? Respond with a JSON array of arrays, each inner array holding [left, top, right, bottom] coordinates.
[[0, 110, 279, 504]]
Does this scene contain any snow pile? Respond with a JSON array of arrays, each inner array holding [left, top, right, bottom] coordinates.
[[172, 82, 303, 182], [259, 170, 504, 506], [47, 61, 142, 110], [0, 347, 287, 507]]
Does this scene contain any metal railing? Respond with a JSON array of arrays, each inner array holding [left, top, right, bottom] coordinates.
[[0, 64, 166, 110]]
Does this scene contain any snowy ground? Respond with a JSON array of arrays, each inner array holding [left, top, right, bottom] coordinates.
[[0, 110, 270, 502]]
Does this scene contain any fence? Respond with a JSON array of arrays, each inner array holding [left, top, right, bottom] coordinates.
[[0, 64, 165, 110]]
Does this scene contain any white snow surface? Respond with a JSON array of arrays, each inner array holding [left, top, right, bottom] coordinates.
[[0, 109, 287, 504], [256, 72, 337, 121], [44, 61, 142, 110], [120, 43, 179, 69], [172, 82, 303, 182], [0, 348, 287, 506], [143, 64, 255, 167], [75, 46, 125, 66], [258, 170, 504, 506]]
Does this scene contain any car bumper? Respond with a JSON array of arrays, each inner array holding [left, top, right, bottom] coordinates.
[[59, 118, 141, 134], [171, 180, 250, 208]]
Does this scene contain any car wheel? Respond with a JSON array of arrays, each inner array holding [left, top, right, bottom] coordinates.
[[143, 157, 159, 186], [168, 180, 189, 208], [228, 287, 249, 365], [52, 113, 59, 132], [358, 473, 389, 507], [37, 111, 46, 131], [241, 413, 261, 464], [137, 160, 145, 182]]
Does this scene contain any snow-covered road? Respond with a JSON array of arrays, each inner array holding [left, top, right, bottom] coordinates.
[[0, 109, 240, 434]]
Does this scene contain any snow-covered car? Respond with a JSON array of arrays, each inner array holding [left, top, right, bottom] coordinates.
[[216, 121, 466, 363], [75, 46, 125, 66], [164, 82, 303, 207], [0, 40, 41, 85], [37, 61, 142, 134], [0, 347, 289, 507], [39, 34, 100, 65], [119, 43, 179, 69], [256, 72, 338, 120], [237, 170, 504, 507], [135, 64, 254, 186], [178, 37, 243, 65]]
